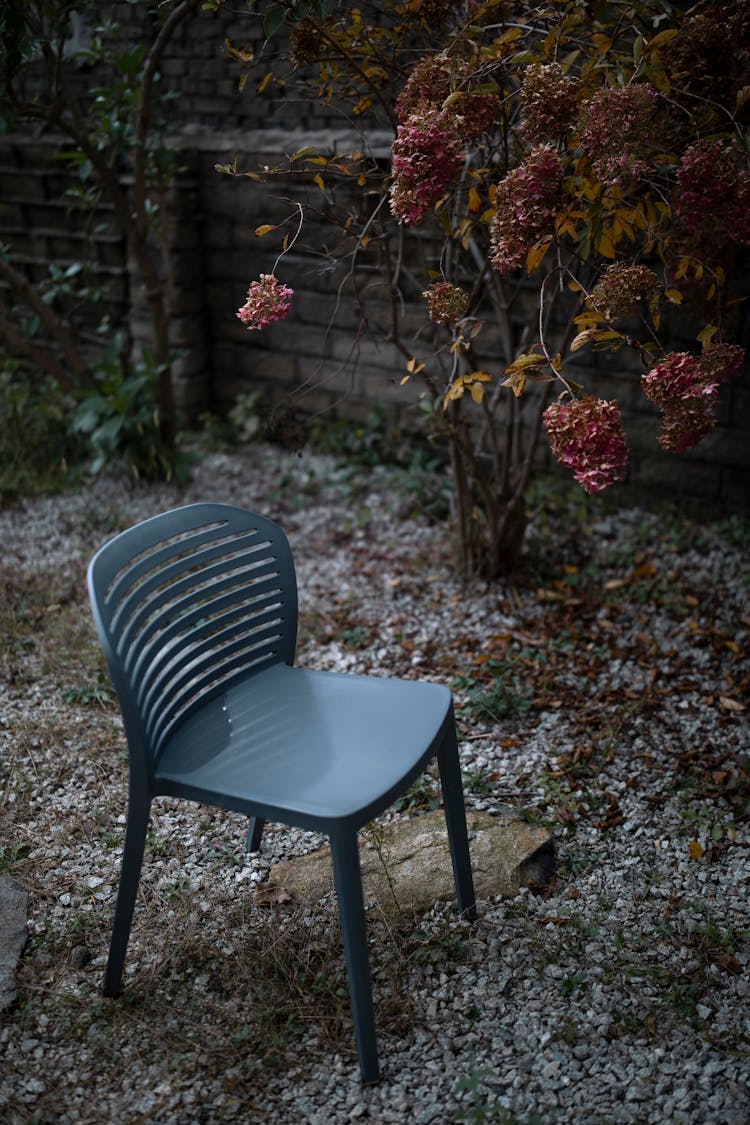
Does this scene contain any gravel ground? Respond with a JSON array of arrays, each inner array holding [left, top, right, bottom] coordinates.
[[0, 443, 749, 1124]]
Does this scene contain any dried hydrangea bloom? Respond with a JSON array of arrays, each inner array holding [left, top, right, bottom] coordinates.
[[395, 54, 497, 141], [589, 264, 658, 320], [424, 281, 470, 326], [699, 343, 745, 384], [579, 84, 657, 185], [520, 62, 580, 143], [544, 395, 628, 494], [490, 146, 563, 274], [390, 111, 465, 225], [289, 18, 323, 67], [673, 140, 750, 248], [642, 347, 745, 452], [396, 56, 453, 121], [451, 91, 500, 140], [237, 274, 293, 331], [664, 5, 750, 111]]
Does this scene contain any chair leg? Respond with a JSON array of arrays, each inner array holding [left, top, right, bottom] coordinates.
[[104, 793, 151, 998], [330, 834, 380, 1085], [437, 721, 477, 922], [246, 816, 265, 853]]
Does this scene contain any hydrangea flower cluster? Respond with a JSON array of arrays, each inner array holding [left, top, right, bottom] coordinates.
[[424, 281, 470, 326], [390, 111, 465, 225], [289, 18, 323, 67], [544, 395, 628, 494], [520, 62, 580, 143], [700, 342, 745, 385], [395, 55, 453, 121], [641, 345, 745, 452], [237, 274, 293, 331], [589, 264, 658, 320], [672, 140, 750, 249], [579, 84, 657, 185], [490, 146, 563, 274], [390, 53, 499, 226]]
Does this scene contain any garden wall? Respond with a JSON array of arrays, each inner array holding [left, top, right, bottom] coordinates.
[[1, 3, 748, 512]]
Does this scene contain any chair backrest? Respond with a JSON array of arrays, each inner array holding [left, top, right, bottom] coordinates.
[[87, 503, 298, 774]]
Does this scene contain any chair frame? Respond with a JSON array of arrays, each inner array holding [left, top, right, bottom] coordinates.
[[88, 502, 476, 1083]]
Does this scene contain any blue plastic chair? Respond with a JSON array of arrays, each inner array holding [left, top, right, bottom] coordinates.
[[87, 502, 476, 1083]]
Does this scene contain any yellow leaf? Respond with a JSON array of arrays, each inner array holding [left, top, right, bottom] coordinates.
[[503, 371, 527, 398], [648, 67, 671, 94], [468, 187, 482, 214], [664, 288, 683, 304], [697, 324, 718, 346], [647, 28, 679, 51], [598, 230, 616, 259], [224, 36, 254, 63], [313, 173, 325, 191], [596, 330, 626, 343], [353, 96, 373, 116], [443, 383, 464, 409], [469, 383, 485, 405], [254, 224, 276, 237], [557, 219, 578, 238], [526, 239, 551, 274], [258, 71, 273, 94], [504, 353, 546, 375], [571, 330, 595, 352], [688, 840, 703, 861]]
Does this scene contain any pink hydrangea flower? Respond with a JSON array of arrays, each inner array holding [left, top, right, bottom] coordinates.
[[579, 84, 656, 185], [237, 274, 293, 331], [491, 146, 563, 274], [544, 395, 628, 493], [390, 111, 465, 226], [673, 140, 750, 249], [520, 62, 580, 143], [641, 346, 745, 452], [395, 56, 453, 121], [424, 281, 470, 326]]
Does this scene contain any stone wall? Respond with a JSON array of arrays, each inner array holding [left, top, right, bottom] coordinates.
[[1, 3, 748, 511]]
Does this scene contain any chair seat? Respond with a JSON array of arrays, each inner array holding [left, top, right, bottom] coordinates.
[[154, 664, 452, 826]]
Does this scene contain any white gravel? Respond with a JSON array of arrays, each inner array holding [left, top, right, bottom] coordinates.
[[0, 443, 748, 1124]]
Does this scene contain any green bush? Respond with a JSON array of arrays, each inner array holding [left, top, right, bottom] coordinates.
[[0, 358, 85, 502], [73, 337, 188, 482]]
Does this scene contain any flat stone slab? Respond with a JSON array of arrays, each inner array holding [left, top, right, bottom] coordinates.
[[267, 809, 555, 916], [0, 876, 28, 1010]]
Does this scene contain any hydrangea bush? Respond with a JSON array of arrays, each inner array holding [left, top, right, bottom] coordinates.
[[224, 0, 749, 577]]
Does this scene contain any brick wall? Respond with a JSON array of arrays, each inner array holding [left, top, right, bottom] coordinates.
[[1, 2, 748, 512]]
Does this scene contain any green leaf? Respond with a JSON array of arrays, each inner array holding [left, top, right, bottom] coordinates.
[[263, 7, 286, 39]]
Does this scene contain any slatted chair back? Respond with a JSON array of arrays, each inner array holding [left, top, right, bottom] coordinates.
[[87, 503, 298, 773]]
